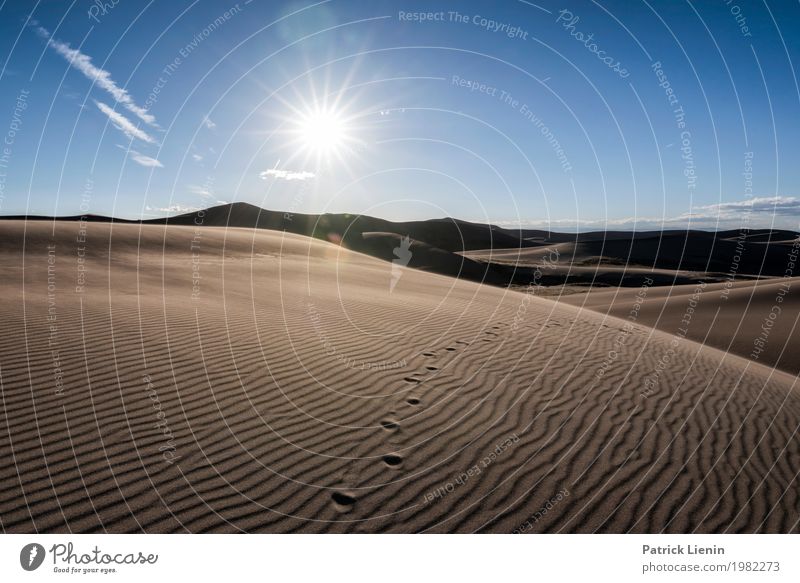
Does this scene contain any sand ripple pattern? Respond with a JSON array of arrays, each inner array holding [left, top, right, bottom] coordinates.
[[0, 222, 798, 533]]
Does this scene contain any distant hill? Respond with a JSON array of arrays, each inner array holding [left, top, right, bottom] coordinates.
[[153, 202, 532, 252], [2, 203, 797, 287]]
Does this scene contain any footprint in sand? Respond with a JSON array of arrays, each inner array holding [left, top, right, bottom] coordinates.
[[381, 413, 407, 447], [382, 454, 403, 469], [406, 397, 421, 406], [331, 491, 356, 511], [380, 418, 399, 431]]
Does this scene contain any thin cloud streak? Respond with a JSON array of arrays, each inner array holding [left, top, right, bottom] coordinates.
[[96, 101, 157, 144], [187, 184, 213, 198], [128, 150, 163, 168], [260, 168, 315, 181], [37, 26, 157, 127], [146, 204, 199, 214]]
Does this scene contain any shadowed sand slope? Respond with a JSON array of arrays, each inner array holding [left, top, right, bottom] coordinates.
[[1, 221, 799, 533], [558, 278, 800, 375], [464, 229, 799, 286]]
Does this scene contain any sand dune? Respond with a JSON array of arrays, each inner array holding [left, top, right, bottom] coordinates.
[[10, 206, 797, 292], [157, 202, 533, 253], [357, 232, 507, 285], [1, 221, 799, 533], [7, 203, 531, 288], [557, 277, 800, 375], [464, 246, 716, 287], [465, 230, 796, 277]]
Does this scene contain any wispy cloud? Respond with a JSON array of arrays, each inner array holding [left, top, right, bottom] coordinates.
[[186, 185, 227, 206], [129, 150, 163, 168], [188, 184, 213, 198], [96, 101, 157, 144], [260, 168, 315, 181], [700, 196, 800, 217], [499, 196, 800, 231], [192, 153, 204, 162], [115, 144, 162, 167], [202, 116, 216, 129], [641, 196, 800, 226], [146, 204, 199, 214], [37, 26, 156, 127]]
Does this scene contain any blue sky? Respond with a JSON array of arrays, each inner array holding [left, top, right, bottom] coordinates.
[[1, 0, 799, 230]]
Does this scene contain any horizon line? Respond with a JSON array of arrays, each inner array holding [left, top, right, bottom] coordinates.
[[0, 201, 798, 235]]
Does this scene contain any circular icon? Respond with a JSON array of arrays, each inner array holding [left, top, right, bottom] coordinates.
[[19, 543, 46, 571]]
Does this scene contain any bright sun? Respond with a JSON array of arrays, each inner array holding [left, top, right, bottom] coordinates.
[[298, 109, 349, 156]]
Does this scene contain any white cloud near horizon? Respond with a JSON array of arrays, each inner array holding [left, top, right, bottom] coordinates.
[[496, 196, 800, 231], [701, 196, 800, 216], [146, 204, 199, 214], [260, 168, 316, 181], [96, 101, 157, 144], [37, 26, 157, 127]]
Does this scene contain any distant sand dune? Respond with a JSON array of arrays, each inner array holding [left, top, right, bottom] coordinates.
[[558, 278, 800, 375], [465, 229, 798, 287], [0, 221, 798, 533]]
